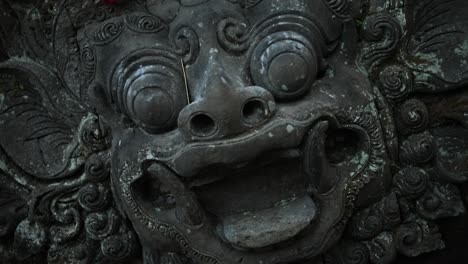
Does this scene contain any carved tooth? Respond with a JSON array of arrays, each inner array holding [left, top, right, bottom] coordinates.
[[147, 163, 204, 226]]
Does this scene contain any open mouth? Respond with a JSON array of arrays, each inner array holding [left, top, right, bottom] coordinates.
[[129, 119, 363, 261], [132, 146, 320, 250], [189, 149, 318, 249]]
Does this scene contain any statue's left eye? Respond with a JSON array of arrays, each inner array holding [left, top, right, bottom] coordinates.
[[124, 67, 186, 133], [112, 51, 187, 134], [129, 75, 178, 131], [250, 32, 319, 101]]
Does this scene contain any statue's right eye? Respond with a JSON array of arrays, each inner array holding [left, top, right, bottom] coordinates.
[[111, 50, 187, 134], [250, 32, 319, 101], [127, 72, 180, 132]]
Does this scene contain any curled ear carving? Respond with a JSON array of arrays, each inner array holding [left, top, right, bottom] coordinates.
[[401, 0, 468, 92], [0, 60, 86, 179]]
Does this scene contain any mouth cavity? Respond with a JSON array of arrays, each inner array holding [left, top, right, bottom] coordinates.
[[190, 150, 318, 249]]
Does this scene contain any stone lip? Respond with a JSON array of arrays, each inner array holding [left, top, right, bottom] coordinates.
[[220, 195, 317, 249]]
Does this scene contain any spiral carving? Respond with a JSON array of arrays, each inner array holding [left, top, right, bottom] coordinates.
[[85, 209, 119, 240], [393, 167, 428, 199], [350, 213, 383, 240], [349, 194, 400, 240], [85, 154, 108, 182], [416, 183, 465, 220], [217, 17, 250, 54], [79, 115, 111, 151], [78, 183, 110, 212], [400, 132, 435, 164], [126, 13, 165, 33], [367, 232, 397, 264], [49, 204, 82, 243], [398, 99, 429, 134], [343, 242, 370, 264], [101, 231, 136, 260], [395, 220, 444, 257], [360, 14, 402, 70], [395, 223, 423, 256], [172, 26, 200, 64], [79, 41, 96, 86], [379, 65, 413, 102], [417, 193, 441, 216], [217, 14, 326, 60], [93, 18, 124, 45]]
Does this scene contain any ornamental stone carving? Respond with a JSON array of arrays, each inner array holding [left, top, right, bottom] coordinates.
[[0, 0, 467, 263]]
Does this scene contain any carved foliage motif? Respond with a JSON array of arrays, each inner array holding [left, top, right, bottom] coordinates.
[[359, 13, 402, 71], [0, 113, 137, 263], [0, 4, 137, 256], [325, 0, 468, 263]]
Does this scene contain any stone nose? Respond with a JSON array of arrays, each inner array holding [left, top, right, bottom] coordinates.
[[178, 81, 276, 140]]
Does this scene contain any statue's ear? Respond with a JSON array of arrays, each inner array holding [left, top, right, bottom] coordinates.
[[402, 0, 468, 92], [0, 60, 86, 179]]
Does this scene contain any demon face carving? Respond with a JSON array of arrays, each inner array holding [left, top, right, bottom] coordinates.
[[82, 1, 391, 262], [1, 0, 468, 263]]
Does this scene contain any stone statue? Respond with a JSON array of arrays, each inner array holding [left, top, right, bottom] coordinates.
[[0, 0, 467, 263]]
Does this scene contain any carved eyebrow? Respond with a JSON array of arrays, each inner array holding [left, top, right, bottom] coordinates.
[[85, 13, 166, 46]]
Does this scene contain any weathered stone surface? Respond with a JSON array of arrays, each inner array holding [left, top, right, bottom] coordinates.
[[222, 195, 317, 248], [0, 0, 467, 263]]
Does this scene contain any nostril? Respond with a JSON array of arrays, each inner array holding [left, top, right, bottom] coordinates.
[[189, 113, 217, 137], [242, 99, 269, 125]]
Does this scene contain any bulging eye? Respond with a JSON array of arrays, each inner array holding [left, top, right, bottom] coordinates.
[[250, 32, 319, 101], [130, 79, 176, 130], [111, 50, 186, 133]]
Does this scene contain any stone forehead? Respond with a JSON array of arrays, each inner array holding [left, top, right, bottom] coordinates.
[[150, 0, 345, 32], [82, 0, 348, 99]]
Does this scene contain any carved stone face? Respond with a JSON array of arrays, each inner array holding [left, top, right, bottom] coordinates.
[[84, 0, 390, 262], [2, 0, 468, 263]]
